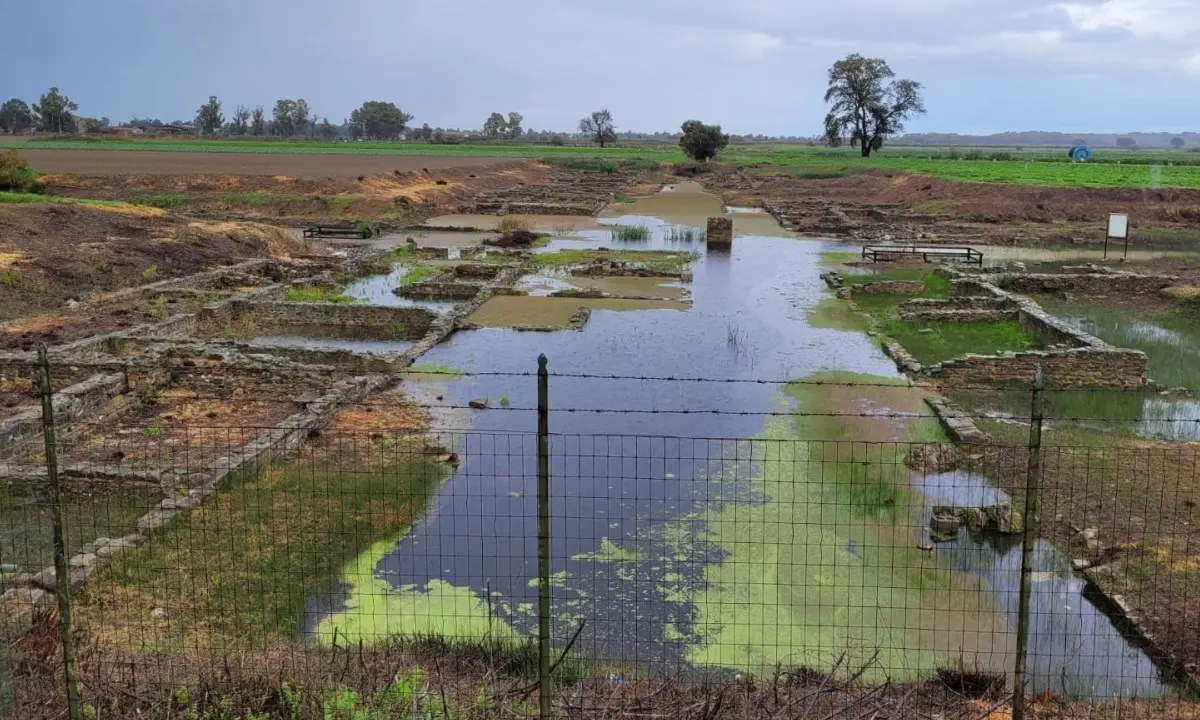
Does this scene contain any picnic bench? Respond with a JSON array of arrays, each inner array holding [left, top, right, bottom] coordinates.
[[303, 224, 371, 240], [861, 245, 983, 267]]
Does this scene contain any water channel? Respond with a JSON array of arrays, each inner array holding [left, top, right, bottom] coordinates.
[[309, 186, 1167, 698]]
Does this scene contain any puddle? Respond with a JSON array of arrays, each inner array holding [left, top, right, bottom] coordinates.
[[343, 265, 458, 313], [466, 296, 687, 328], [312, 190, 1167, 696], [1032, 302, 1200, 441], [246, 336, 413, 355]]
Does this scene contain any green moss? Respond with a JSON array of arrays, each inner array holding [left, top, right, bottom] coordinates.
[[0, 191, 133, 208], [806, 298, 871, 331]]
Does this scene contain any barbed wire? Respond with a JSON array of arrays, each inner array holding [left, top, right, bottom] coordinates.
[[9, 359, 1187, 396]]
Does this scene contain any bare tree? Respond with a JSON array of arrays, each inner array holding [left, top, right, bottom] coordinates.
[[579, 109, 616, 148], [823, 55, 925, 157]]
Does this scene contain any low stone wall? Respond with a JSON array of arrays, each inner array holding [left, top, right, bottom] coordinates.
[[395, 282, 483, 300], [898, 295, 1019, 323], [995, 272, 1180, 296], [0, 374, 128, 457], [204, 301, 438, 336], [925, 348, 1148, 389], [924, 397, 987, 444], [851, 280, 926, 295]]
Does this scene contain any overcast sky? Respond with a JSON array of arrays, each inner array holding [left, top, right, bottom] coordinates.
[[7, 0, 1200, 135]]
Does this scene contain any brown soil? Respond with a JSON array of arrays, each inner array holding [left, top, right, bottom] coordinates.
[[37, 159, 578, 227], [707, 167, 1200, 247], [19, 149, 516, 178], [0, 202, 305, 329]]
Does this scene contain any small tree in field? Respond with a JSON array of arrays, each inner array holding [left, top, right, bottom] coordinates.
[[579, 109, 616, 148], [250, 107, 266, 136], [349, 101, 413, 140], [1172, 137, 1186, 149], [483, 112, 507, 138], [823, 55, 924, 157], [196, 96, 224, 135], [0, 99, 36, 134], [679, 120, 729, 162], [1116, 136, 1136, 149]]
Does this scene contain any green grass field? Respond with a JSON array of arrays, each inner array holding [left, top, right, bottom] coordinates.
[[6, 136, 1200, 188]]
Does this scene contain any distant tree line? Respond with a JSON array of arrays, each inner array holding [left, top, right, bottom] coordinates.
[[4, 80, 1195, 152]]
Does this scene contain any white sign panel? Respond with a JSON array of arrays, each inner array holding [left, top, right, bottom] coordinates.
[[1108, 213, 1129, 239]]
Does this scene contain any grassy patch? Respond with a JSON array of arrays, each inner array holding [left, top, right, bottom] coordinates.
[[78, 453, 450, 647], [325, 194, 362, 215], [613, 193, 637, 203], [399, 265, 439, 286], [879, 319, 1035, 366], [286, 285, 357, 304], [132, 193, 189, 209], [530, 249, 693, 275], [220, 191, 307, 206], [0, 485, 161, 581], [806, 297, 872, 331], [0, 191, 131, 208]]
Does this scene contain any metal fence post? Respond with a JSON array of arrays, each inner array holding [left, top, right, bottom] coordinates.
[[536, 354, 552, 720], [37, 346, 82, 720], [1013, 368, 1045, 720]]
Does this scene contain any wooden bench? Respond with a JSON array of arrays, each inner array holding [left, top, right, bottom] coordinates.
[[862, 245, 983, 267], [303, 224, 371, 240]]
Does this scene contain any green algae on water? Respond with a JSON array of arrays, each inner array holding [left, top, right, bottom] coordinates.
[[571, 537, 639, 563], [315, 538, 519, 645]]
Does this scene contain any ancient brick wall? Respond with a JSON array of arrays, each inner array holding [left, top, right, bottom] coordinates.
[[925, 348, 1148, 389], [851, 280, 926, 295], [995, 273, 1178, 295], [222, 301, 437, 333]]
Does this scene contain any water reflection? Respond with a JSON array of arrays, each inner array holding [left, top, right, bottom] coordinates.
[[918, 470, 1166, 698]]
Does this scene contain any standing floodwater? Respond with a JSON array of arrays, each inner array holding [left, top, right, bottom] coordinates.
[[311, 186, 1167, 698]]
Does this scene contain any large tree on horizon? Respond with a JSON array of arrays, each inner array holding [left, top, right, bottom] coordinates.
[[34, 87, 78, 134], [579, 109, 617, 148], [823, 55, 925, 157], [195, 96, 224, 134], [349, 101, 413, 140]]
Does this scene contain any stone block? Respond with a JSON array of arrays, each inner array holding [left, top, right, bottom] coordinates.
[[706, 217, 733, 246]]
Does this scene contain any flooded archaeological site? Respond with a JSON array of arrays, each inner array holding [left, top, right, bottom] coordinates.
[[8, 162, 1198, 719], [301, 185, 1166, 698]]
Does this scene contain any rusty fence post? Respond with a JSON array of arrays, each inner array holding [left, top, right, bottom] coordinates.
[[1012, 368, 1045, 720], [37, 346, 82, 720], [536, 354, 552, 720]]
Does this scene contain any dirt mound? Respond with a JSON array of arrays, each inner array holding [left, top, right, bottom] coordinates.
[[484, 229, 540, 247], [0, 202, 306, 322], [40, 160, 557, 226], [708, 167, 1200, 245]]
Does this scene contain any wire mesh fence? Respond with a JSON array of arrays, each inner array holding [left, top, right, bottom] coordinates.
[[3, 416, 1200, 718]]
